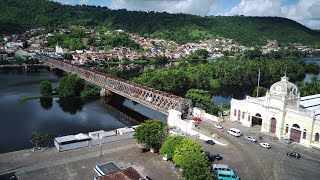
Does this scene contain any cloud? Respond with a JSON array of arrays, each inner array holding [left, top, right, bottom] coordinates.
[[51, 0, 320, 29], [228, 0, 320, 29], [111, 0, 218, 16], [229, 0, 282, 16]]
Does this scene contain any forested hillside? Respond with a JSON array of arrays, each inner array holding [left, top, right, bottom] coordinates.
[[1, 0, 320, 46]]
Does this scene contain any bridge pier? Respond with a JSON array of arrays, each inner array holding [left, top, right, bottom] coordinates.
[[100, 88, 113, 97]]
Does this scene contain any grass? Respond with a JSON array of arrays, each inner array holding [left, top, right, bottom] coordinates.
[[19, 96, 42, 104], [18, 95, 58, 104]]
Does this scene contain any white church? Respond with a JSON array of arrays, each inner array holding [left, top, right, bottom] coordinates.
[[230, 76, 320, 148]]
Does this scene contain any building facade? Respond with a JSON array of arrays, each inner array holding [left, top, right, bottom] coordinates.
[[230, 76, 320, 148]]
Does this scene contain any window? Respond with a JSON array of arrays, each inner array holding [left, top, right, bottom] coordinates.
[[242, 112, 245, 119], [285, 124, 289, 134], [248, 115, 251, 121], [234, 109, 237, 116], [315, 133, 320, 142], [303, 129, 307, 139]]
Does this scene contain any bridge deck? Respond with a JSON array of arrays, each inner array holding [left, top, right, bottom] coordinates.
[[41, 56, 192, 115]]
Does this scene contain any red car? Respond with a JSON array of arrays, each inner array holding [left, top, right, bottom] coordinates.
[[193, 117, 201, 121]]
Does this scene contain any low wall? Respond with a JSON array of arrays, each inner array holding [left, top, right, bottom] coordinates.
[[91, 133, 134, 146], [203, 113, 223, 122], [55, 140, 90, 152]]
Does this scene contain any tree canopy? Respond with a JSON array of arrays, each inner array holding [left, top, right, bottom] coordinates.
[[300, 76, 320, 96], [159, 136, 184, 159], [39, 80, 52, 96], [57, 74, 85, 97], [1, 0, 320, 46], [185, 89, 215, 114], [134, 120, 168, 149], [172, 138, 213, 180]]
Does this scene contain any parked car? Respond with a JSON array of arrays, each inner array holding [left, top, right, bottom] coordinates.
[[227, 128, 241, 137], [217, 170, 240, 180], [203, 151, 221, 161], [244, 136, 257, 143], [287, 152, 301, 159], [205, 140, 215, 145], [283, 138, 294, 144], [214, 124, 223, 129], [163, 154, 168, 161], [213, 164, 232, 174], [260, 142, 271, 149]]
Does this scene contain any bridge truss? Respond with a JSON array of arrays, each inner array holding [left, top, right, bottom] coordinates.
[[42, 56, 193, 115]]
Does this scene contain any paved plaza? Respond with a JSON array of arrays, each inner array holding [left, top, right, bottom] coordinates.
[[0, 139, 181, 180], [199, 119, 320, 180]]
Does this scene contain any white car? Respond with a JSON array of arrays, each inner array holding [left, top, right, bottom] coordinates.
[[163, 154, 168, 161], [245, 136, 257, 143], [214, 124, 223, 129], [260, 142, 271, 149]]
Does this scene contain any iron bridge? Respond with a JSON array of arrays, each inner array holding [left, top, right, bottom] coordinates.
[[41, 56, 192, 115]]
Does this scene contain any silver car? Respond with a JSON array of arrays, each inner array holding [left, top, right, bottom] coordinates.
[[245, 136, 257, 142]]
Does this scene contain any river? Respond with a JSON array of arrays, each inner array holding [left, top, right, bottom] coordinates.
[[0, 70, 166, 153]]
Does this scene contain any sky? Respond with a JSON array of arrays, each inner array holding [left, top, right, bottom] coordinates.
[[53, 0, 320, 29]]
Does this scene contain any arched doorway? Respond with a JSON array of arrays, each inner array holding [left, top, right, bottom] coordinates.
[[290, 124, 301, 143], [270, 118, 277, 133], [252, 113, 262, 126]]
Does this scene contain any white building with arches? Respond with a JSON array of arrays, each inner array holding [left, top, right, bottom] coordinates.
[[230, 76, 320, 148]]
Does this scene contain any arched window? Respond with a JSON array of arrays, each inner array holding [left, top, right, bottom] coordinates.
[[248, 115, 251, 121], [238, 110, 241, 120], [242, 112, 245, 119], [303, 129, 307, 139], [316, 133, 320, 142], [234, 109, 237, 116], [285, 124, 289, 134]]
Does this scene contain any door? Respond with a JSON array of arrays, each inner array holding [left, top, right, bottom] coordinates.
[[290, 128, 301, 143], [270, 118, 276, 133]]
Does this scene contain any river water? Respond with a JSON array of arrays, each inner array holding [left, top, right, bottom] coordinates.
[[0, 70, 166, 153]]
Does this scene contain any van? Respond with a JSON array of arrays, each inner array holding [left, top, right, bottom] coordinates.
[[213, 164, 232, 173], [227, 128, 241, 137], [217, 170, 240, 180]]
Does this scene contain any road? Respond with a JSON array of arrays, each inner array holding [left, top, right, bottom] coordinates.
[[199, 120, 320, 180]]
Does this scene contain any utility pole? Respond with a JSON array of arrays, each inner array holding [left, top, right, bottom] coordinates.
[[100, 143, 102, 157], [256, 68, 261, 98]]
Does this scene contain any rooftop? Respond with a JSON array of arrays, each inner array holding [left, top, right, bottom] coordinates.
[[97, 167, 143, 180], [299, 94, 320, 121]]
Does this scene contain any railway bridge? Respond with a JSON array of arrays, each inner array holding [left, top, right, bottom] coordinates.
[[41, 55, 193, 115]]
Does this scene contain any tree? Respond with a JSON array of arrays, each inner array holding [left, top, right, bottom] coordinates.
[[252, 86, 268, 97], [300, 76, 320, 96], [57, 74, 85, 97], [62, 53, 73, 60], [133, 120, 168, 149], [192, 49, 209, 59], [172, 138, 202, 167], [80, 85, 100, 97], [185, 89, 215, 114], [172, 138, 214, 180], [159, 136, 184, 159], [39, 80, 52, 96], [30, 132, 51, 149]]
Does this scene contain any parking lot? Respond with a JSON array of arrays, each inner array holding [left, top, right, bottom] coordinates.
[[0, 139, 182, 180], [199, 120, 320, 180]]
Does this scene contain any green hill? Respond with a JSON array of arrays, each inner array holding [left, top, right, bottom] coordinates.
[[1, 0, 320, 46]]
